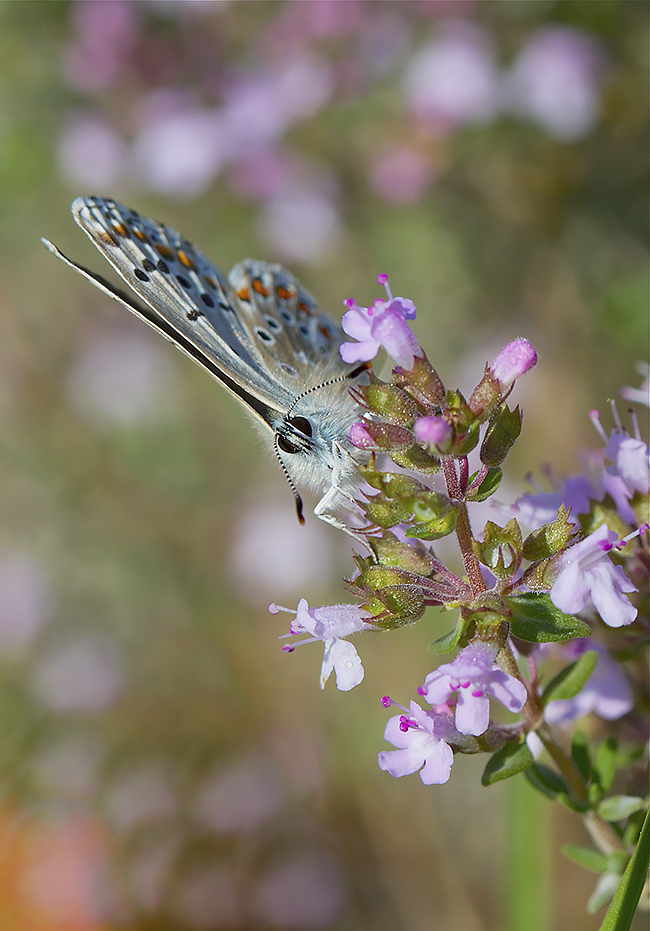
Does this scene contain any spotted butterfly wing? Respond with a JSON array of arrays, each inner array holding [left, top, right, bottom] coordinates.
[[42, 197, 367, 526]]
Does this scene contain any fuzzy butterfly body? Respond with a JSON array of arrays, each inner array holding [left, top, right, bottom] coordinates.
[[42, 196, 368, 527]]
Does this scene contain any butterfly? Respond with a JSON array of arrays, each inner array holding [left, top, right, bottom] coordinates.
[[42, 196, 370, 531]]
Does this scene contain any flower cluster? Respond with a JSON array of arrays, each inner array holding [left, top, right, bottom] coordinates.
[[269, 273, 648, 915]]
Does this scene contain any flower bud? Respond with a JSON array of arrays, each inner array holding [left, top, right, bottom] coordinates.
[[414, 415, 453, 453], [468, 340, 537, 420], [360, 381, 419, 425], [349, 420, 414, 451], [393, 353, 446, 407], [490, 339, 537, 388]]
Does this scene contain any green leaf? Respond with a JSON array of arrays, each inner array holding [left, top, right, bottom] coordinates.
[[405, 507, 457, 540], [482, 740, 534, 785], [593, 738, 618, 795], [429, 617, 469, 655], [479, 404, 522, 467], [557, 793, 591, 813], [541, 651, 599, 705], [563, 843, 610, 873], [467, 466, 502, 501], [598, 809, 649, 931], [571, 731, 592, 782], [524, 763, 567, 799], [598, 796, 647, 823], [505, 592, 592, 643]]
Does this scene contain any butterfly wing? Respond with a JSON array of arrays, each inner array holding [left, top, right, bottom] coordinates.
[[67, 197, 352, 419]]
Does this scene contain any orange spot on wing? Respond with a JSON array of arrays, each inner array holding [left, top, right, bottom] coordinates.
[[97, 230, 117, 246], [112, 222, 127, 236], [237, 286, 250, 301], [275, 286, 292, 300], [298, 300, 313, 315], [205, 276, 217, 289], [319, 324, 331, 338], [155, 244, 173, 258], [252, 279, 270, 297], [133, 228, 147, 241], [178, 249, 196, 270]]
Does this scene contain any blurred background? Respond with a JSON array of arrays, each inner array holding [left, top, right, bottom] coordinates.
[[0, 2, 647, 929]]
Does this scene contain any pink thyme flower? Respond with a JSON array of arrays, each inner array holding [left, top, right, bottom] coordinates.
[[340, 274, 421, 370], [543, 640, 633, 723], [489, 338, 538, 390], [377, 700, 457, 785], [413, 415, 453, 452], [269, 599, 373, 691], [419, 641, 528, 736], [550, 524, 638, 627]]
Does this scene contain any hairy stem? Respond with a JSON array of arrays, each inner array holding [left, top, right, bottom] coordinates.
[[442, 457, 486, 597]]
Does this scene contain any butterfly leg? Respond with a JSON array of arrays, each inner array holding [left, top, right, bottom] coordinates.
[[313, 447, 367, 541]]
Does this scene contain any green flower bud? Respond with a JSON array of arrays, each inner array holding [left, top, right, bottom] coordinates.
[[369, 531, 437, 575], [473, 519, 522, 579], [393, 353, 446, 407], [360, 380, 419, 425], [522, 506, 574, 561]]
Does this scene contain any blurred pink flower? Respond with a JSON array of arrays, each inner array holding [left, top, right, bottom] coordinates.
[[31, 636, 123, 713], [229, 148, 297, 201], [356, 11, 411, 77], [544, 641, 633, 723], [230, 499, 333, 601], [221, 55, 333, 152], [258, 189, 342, 262], [64, 0, 137, 92], [370, 145, 435, 203], [132, 106, 226, 197], [192, 755, 285, 835], [506, 26, 602, 141], [58, 115, 126, 189], [66, 329, 174, 427], [405, 23, 500, 127], [263, 0, 364, 49], [249, 850, 346, 928], [0, 552, 53, 655]]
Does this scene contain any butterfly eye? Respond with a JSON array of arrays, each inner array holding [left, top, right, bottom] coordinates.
[[277, 416, 313, 454], [288, 416, 312, 437]]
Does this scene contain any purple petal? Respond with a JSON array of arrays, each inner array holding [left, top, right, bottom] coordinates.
[[341, 307, 373, 341], [340, 339, 380, 364], [550, 559, 590, 614], [487, 669, 528, 712], [378, 746, 423, 778], [455, 690, 490, 736], [326, 639, 364, 691], [589, 563, 637, 627], [420, 673, 454, 705], [419, 738, 454, 785]]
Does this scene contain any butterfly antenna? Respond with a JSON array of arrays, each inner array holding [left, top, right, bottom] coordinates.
[[273, 435, 305, 525], [285, 361, 370, 417]]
